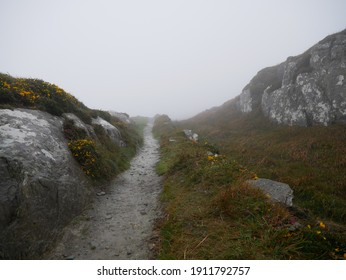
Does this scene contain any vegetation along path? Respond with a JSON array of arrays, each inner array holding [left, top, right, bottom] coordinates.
[[46, 123, 162, 259]]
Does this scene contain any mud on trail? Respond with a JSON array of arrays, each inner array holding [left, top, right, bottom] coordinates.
[[46, 124, 162, 259]]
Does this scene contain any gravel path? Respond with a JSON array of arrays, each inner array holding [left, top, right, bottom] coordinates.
[[46, 123, 162, 259]]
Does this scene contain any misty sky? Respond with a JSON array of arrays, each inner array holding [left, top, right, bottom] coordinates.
[[1, 0, 346, 119]]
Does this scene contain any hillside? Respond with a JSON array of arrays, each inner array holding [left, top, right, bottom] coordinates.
[[154, 116, 346, 259], [154, 29, 346, 260], [189, 28, 346, 127], [179, 29, 346, 224], [0, 73, 143, 259]]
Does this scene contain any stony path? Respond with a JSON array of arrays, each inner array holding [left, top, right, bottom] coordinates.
[[46, 123, 162, 259]]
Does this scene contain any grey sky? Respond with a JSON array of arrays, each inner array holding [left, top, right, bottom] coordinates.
[[1, 0, 346, 119]]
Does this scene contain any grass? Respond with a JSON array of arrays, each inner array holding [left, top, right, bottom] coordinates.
[[182, 109, 346, 223], [154, 114, 346, 259]]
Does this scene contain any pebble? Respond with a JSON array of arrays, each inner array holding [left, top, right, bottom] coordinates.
[[96, 191, 106, 196]]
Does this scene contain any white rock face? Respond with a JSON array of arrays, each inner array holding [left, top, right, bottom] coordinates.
[[0, 108, 91, 258], [238, 30, 346, 126], [238, 88, 253, 113]]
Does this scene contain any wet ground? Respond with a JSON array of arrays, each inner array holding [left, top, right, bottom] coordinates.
[[46, 123, 162, 259]]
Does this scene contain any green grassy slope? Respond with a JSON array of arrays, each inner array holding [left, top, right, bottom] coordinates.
[[154, 113, 346, 259]]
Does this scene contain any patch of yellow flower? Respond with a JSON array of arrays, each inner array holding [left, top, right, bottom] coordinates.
[[19, 90, 32, 97], [207, 155, 214, 161], [67, 139, 97, 177], [2, 81, 10, 88], [319, 221, 326, 229]]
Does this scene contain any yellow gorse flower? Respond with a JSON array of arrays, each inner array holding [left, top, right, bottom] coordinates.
[[319, 221, 326, 229], [3, 81, 10, 88]]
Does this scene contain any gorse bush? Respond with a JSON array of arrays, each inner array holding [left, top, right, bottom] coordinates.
[[0, 73, 91, 122], [0, 72, 143, 183], [68, 139, 98, 177]]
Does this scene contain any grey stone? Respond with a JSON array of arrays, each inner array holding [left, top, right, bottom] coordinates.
[[92, 117, 126, 146], [0, 108, 91, 259], [108, 111, 131, 124], [183, 129, 199, 142], [247, 178, 294, 206], [236, 29, 346, 126]]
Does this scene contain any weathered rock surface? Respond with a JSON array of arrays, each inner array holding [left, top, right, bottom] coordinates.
[[62, 113, 96, 138], [237, 29, 346, 126], [108, 111, 131, 124], [183, 129, 199, 142], [247, 178, 293, 206], [0, 108, 91, 258], [92, 116, 126, 146]]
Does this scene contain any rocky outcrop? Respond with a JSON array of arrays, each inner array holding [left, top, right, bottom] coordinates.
[[247, 178, 294, 206], [109, 111, 131, 124], [91, 116, 126, 147], [237, 29, 346, 126], [183, 129, 199, 142], [0, 108, 91, 258]]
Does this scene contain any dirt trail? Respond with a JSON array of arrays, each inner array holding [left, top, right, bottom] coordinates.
[[46, 123, 162, 259]]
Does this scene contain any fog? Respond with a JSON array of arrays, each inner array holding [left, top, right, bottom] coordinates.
[[1, 0, 346, 119]]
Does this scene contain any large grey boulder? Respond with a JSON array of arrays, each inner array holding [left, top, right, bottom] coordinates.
[[0, 108, 91, 258], [237, 29, 346, 126], [247, 178, 293, 206]]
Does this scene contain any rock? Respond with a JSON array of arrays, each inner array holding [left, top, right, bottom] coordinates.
[[108, 111, 131, 124], [92, 117, 126, 146], [183, 129, 199, 142], [236, 29, 346, 126], [96, 191, 106, 196], [0, 108, 91, 259], [247, 178, 293, 206], [62, 113, 95, 138]]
